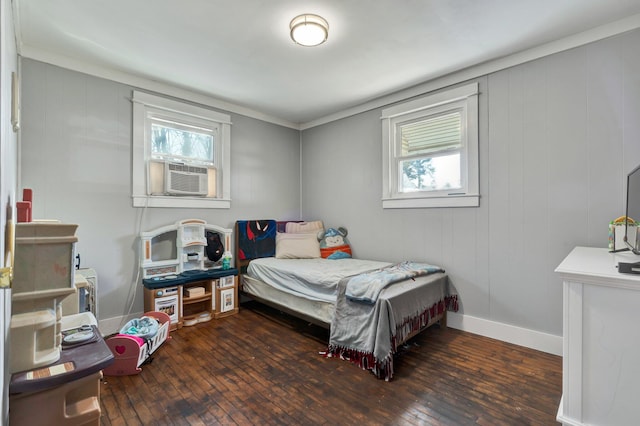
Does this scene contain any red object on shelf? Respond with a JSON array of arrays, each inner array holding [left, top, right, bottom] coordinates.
[[19, 188, 33, 222], [16, 201, 31, 223]]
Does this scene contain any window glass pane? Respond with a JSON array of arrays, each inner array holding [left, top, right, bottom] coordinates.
[[400, 111, 461, 156], [400, 152, 461, 192], [151, 120, 214, 163]]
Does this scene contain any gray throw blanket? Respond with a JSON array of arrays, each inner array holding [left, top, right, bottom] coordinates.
[[345, 261, 444, 304], [327, 263, 452, 380]]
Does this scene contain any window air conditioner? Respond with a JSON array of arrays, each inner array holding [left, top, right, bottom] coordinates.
[[164, 162, 209, 196]]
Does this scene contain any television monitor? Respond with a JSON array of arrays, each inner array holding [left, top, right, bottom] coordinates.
[[625, 164, 640, 255]]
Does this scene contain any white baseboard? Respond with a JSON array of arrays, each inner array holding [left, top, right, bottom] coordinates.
[[98, 311, 144, 336], [556, 395, 584, 426], [446, 312, 563, 356]]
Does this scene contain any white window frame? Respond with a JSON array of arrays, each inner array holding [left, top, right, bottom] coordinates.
[[132, 91, 231, 208], [381, 82, 479, 208]]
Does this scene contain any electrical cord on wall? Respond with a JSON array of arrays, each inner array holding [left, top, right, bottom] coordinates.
[[118, 196, 148, 331]]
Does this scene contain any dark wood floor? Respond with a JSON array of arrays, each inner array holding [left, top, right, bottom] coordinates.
[[100, 301, 562, 425]]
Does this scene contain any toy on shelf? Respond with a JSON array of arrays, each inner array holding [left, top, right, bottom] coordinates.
[[103, 311, 171, 376]]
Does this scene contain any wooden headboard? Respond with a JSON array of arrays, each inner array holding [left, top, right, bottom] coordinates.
[[234, 220, 295, 275]]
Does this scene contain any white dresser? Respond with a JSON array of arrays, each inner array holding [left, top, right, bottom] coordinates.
[[555, 247, 640, 426]]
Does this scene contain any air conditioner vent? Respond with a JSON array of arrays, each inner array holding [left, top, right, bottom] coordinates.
[[168, 163, 207, 175], [165, 162, 209, 196]]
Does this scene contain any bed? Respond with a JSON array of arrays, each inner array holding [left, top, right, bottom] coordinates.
[[235, 220, 458, 380]]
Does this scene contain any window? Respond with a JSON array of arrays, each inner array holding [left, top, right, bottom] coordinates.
[[150, 118, 214, 164], [382, 82, 479, 208], [132, 91, 231, 208]]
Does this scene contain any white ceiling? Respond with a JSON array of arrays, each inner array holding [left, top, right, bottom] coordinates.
[[13, 0, 640, 127]]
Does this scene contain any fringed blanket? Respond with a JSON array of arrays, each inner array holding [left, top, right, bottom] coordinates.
[[326, 269, 458, 381], [345, 261, 444, 303]]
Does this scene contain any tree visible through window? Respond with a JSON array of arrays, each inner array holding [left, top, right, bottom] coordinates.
[[402, 158, 435, 190], [151, 120, 215, 164]]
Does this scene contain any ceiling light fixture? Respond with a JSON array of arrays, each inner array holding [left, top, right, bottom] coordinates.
[[290, 14, 329, 47]]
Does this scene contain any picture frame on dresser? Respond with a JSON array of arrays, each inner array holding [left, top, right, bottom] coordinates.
[[218, 275, 234, 288], [214, 276, 238, 318], [221, 288, 234, 312]]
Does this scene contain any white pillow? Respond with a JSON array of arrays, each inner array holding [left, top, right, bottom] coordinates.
[[275, 232, 321, 259], [285, 220, 324, 234]]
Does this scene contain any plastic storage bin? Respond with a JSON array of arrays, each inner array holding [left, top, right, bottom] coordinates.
[[13, 222, 78, 294]]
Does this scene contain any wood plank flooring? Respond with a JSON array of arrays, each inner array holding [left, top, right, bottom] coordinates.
[[100, 301, 562, 425]]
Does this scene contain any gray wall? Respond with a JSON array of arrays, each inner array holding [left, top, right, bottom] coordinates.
[[301, 29, 640, 337], [19, 59, 301, 325], [18, 28, 640, 339]]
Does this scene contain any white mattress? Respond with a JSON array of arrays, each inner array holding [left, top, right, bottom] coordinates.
[[246, 257, 392, 303], [242, 275, 335, 325]]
